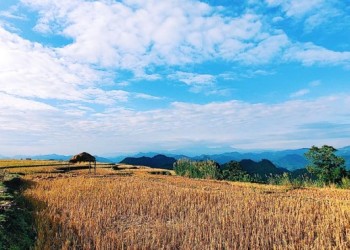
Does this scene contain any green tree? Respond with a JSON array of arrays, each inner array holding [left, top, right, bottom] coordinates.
[[305, 145, 347, 185], [220, 161, 251, 182]]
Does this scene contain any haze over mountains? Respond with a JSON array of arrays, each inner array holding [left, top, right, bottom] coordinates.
[[2, 146, 350, 170]]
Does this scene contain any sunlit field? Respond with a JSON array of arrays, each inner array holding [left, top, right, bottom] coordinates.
[[0, 159, 62, 168], [14, 165, 348, 249], [1, 160, 349, 249]]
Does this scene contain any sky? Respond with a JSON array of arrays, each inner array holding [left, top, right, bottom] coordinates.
[[0, 0, 350, 156]]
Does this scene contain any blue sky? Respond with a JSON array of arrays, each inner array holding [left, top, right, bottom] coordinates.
[[0, 0, 350, 156]]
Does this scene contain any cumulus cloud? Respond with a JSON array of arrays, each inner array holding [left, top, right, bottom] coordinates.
[[266, 0, 324, 18], [265, 0, 343, 31], [285, 42, 350, 66], [14, 0, 349, 75], [0, 24, 150, 109], [238, 33, 290, 64], [0, 26, 99, 101], [169, 71, 217, 93], [19, 0, 276, 73], [170, 71, 215, 85]]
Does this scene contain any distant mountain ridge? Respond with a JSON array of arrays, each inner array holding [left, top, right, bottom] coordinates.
[[120, 154, 176, 169], [191, 147, 350, 170], [119, 155, 309, 181], [0, 154, 113, 163], [1, 146, 349, 170], [192, 149, 310, 170]]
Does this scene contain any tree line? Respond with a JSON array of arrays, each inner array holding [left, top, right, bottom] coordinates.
[[174, 145, 350, 188]]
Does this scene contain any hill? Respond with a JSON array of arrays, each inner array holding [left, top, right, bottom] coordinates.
[[239, 159, 288, 177], [120, 154, 176, 169], [221, 159, 289, 181]]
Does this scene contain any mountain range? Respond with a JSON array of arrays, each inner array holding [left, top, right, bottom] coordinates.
[[1, 146, 349, 170], [120, 155, 314, 181], [1, 154, 113, 164], [191, 147, 350, 170]]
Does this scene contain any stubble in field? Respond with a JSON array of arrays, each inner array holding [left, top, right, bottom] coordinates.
[[24, 173, 350, 249]]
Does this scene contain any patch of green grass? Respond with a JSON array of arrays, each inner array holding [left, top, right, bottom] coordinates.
[[0, 175, 36, 250]]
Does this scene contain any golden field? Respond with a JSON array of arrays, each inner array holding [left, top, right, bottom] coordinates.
[[2, 160, 350, 249], [0, 159, 62, 168]]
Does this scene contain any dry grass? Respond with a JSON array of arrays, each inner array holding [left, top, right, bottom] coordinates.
[[23, 173, 350, 249], [5, 166, 61, 174], [0, 160, 115, 175], [0, 159, 63, 168]]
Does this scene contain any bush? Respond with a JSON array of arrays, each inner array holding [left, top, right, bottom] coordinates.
[[174, 159, 219, 179], [340, 177, 350, 189], [268, 173, 305, 189], [219, 161, 251, 182], [268, 173, 290, 186]]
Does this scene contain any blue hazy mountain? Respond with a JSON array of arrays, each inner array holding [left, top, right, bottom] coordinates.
[[184, 147, 350, 170], [3, 154, 113, 163]]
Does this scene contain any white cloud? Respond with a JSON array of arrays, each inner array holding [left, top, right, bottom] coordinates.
[[0, 10, 26, 20], [20, 0, 279, 73], [0, 25, 135, 108], [82, 95, 350, 152], [238, 33, 290, 64], [134, 93, 162, 100], [309, 80, 321, 87], [0, 92, 56, 111], [266, 0, 324, 18], [290, 89, 310, 98], [2, 92, 349, 155], [0, 26, 97, 101], [10, 0, 350, 74], [285, 42, 350, 66], [272, 16, 284, 23], [169, 71, 216, 93], [1, 0, 349, 155], [18, 0, 348, 74], [289, 80, 321, 99], [265, 0, 342, 31], [207, 88, 232, 97], [83, 89, 130, 105], [170, 72, 215, 86]]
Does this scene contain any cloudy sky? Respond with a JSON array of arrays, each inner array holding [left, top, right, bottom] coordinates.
[[1, 0, 350, 156]]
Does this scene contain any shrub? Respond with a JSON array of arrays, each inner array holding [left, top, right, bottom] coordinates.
[[340, 177, 350, 189], [173, 159, 219, 179], [220, 161, 251, 182], [268, 173, 305, 189]]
